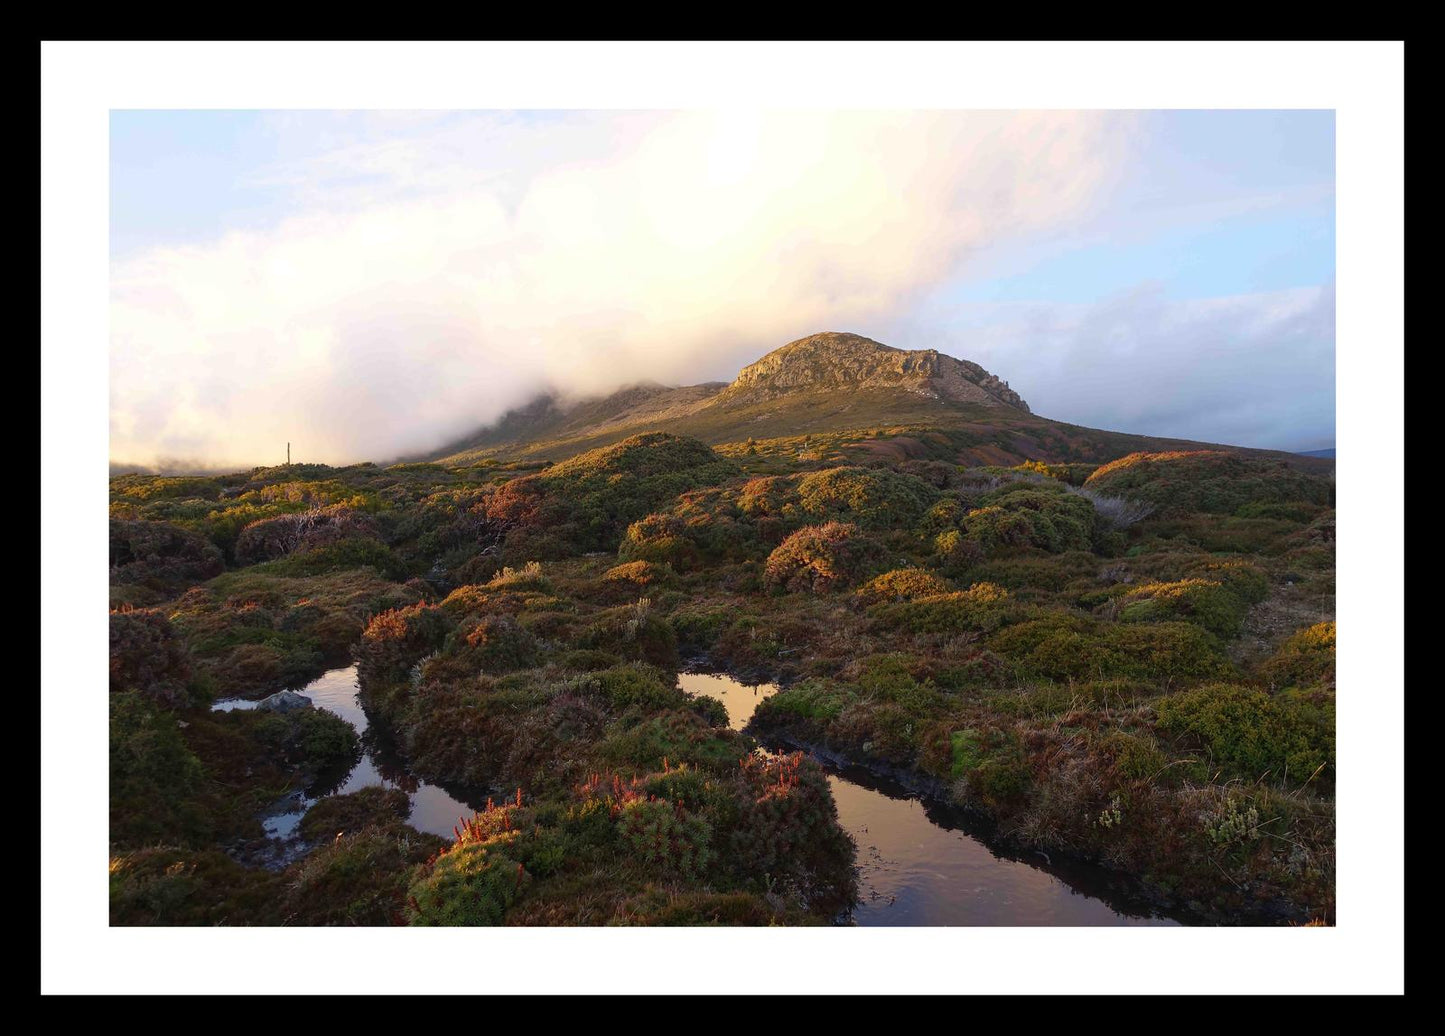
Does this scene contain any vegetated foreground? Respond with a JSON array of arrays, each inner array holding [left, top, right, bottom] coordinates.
[[109, 343, 1335, 926]]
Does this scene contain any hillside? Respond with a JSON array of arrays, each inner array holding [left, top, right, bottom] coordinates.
[[427, 331, 1328, 472]]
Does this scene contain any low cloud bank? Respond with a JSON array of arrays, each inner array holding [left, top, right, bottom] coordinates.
[[111, 110, 1132, 468]]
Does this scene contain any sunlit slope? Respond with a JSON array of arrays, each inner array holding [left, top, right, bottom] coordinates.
[[426, 332, 1328, 471]]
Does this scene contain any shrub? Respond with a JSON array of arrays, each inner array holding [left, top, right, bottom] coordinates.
[[453, 614, 539, 673], [109, 519, 224, 593], [287, 824, 445, 925], [581, 665, 688, 713], [297, 787, 413, 842], [963, 489, 1096, 554], [234, 505, 379, 566], [490, 433, 740, 553], [406, 840, 528, 926], [793, 466, 939, 529], [727, 752, 857, 914], [934, 528, 985, 575], [1156, 683, 1334, 784], [618, 514, 704, 570], [868, 582, 1014, 634], [110, 608, 197, 709], [251, 707, 360, 777], [1184, 559, 1270, 604], [603, 560, 675, 588], [1085, 451, 1333, 517], [598, 709, 742, 773], [854, 568, 952, 605], [487, 561, 551, 591], [755, 680, 858, 724], [1116, 578, 1251, 638], [990, 617, 1230, 682], [764, 522, 885, 593], [618, 798, 715, 877], [109, 692, 208, 847], [1258, 621, 1336, 691], [110, 848, 285, 926], [1097, 729, 1169, 781], [1014, 459, 1097, 486], [355, 603, 451, 689], [577, 600, 679, 669]]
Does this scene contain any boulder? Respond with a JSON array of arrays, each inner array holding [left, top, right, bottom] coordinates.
[[255, 690, 313, 713]]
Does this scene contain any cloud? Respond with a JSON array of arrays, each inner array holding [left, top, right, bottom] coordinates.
[[883, 281, 1336, 451], [110, 110, 1133, 467]]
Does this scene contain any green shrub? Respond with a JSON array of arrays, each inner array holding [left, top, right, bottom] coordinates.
[[868, 582, 1015, 634], [406, 839, 528, 926], [287, 823, 445, 925], [618, 798, 715, 878], [298, 787, 413, 842], [110, 848, 284, 926], [755, 680, 858, 723], [252, 707, 360, 776], [1097, 729, 1169, 781], [793, 466, 938, 529], [1116, 578, 1251, 638], [727, 752, 857, 915], [1085, 450, 1333, 517], [1258, 621, 1336, 691], [961, 488, 1095, 554], [1156, 683, 1334, 784], [109, 692, 209, 848]]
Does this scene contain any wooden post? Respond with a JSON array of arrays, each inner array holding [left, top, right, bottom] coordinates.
[[287, 442, 291, 466]]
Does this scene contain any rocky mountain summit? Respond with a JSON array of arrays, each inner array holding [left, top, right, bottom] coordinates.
[[719, 332, 1029, 411]]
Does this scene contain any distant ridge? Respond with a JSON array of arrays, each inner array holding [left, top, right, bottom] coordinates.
[[423, 331, 1329, 472], [1297, 448, 1336, 459]]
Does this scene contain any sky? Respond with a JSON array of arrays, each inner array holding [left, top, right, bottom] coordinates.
[[110, 109, 1335, 468]]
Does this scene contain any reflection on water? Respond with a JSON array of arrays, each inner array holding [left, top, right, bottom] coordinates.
[[679, 671, 777, 731], [220, 664, 1181, 924], [681, 666, 1180, 927], [212, 666, 486, 843]]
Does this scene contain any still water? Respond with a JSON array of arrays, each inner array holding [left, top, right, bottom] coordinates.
[[218, 666, 1179, 923], [214, 666, 482, 842], [678, 670, 1179, 926]]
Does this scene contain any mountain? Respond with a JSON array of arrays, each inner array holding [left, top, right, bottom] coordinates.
[[425, 331, 1328, 471], [1297, 448, 1336, 459]]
